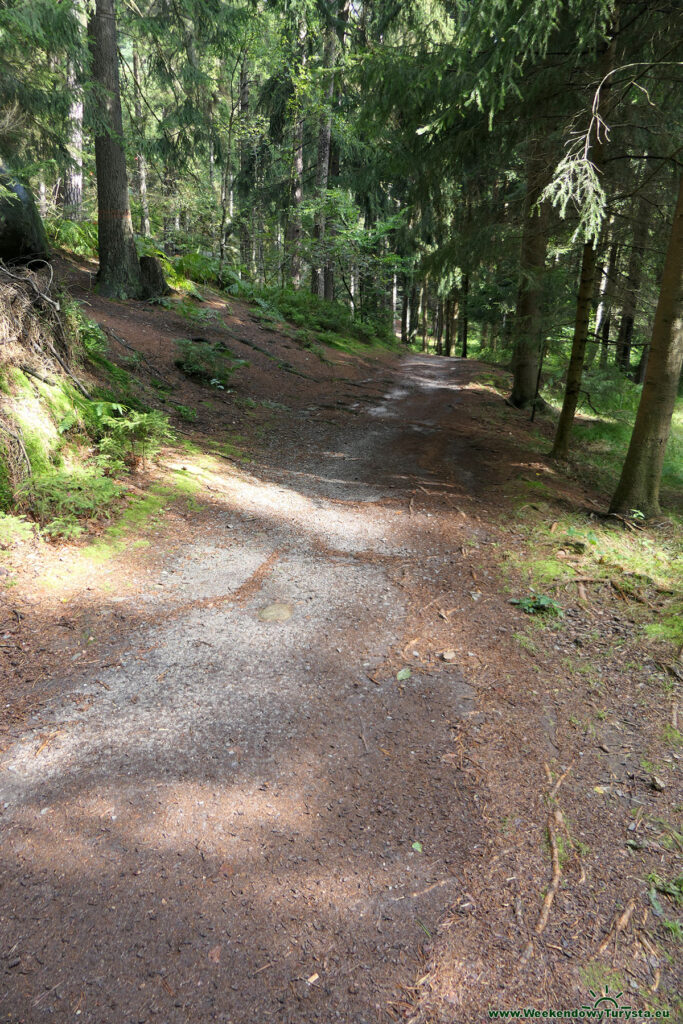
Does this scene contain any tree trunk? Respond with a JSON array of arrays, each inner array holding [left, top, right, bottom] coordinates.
[[460, 274, 469, 357], [509, 141, 551, 405], [133, 49, 150, 237], [89, 0, 142, 298], [323, 138, 339, 300], [400, 275, 409, 345], [551, 30, 616, 456], [311, 22, 336, 297], [444, 298, 453, 357], [610, 176, 683, 516], [436, 299, 444, 355], [421, 285, 428, 351], [239, 57, 251, 274], [285, 19, 306, 289], [615, 195, 650, 373], [594, 239, 618, 367], [551, 241, 598, 457], [63, 57, 84, 221], [408, 283, 419, 344]]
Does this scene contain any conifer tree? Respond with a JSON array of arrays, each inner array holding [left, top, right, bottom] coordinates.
[[89, 0, 143, 297]]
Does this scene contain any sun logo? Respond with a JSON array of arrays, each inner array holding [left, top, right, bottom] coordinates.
[[582, 985, 631, 1013]]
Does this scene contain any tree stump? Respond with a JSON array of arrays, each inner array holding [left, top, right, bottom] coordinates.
[[139, 255, 170, 299]]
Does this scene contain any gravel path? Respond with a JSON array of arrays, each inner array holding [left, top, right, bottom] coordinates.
[[0, 355, 485, 1023]]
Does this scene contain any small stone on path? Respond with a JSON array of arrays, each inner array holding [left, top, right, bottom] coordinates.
[[258, 602, 293, 622]]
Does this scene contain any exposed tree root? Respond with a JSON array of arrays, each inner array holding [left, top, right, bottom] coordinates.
[[597, 898, 636, 955], [521, 764, 572, 962]]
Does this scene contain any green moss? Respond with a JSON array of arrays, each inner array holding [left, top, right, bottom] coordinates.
[[579, 962, 626, 997], [0, 455, 11, 511], [83, 472, 201, 562], [10, 368, 34, 396], [530, 558, 575, 585]]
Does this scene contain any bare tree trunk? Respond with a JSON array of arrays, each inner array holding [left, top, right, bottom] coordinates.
[[460, 274, 469, 357], [421, 285, 428, 351], [510, 141, 551, 405], [285, 19, 306, 289], [311, 21, 336, 296], [436, 299, 444, 354], [610, 175, 683, 516], [239, 57, 251, 275], [400, 274, 409, 345], [323, 139, 338, 301], [595, 238, 618, 367], [88, 0, 142, 298], [444, 298, 453, 357], [133, 49, 150, 237], [408, 283, 419, 344], [615, 195, 650, 373], [551, 240, 598, 457], [63, 57, 84, 221]]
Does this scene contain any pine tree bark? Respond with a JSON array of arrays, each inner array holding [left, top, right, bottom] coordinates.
[[63, 58, 84, 221], [551, 240, 598, 457], [239, 57, 252, 274], [610, 175, 683, 516], [311, 22, 336, 296], [510, 142, 551, 405], [323, 139, 339, 301], [285, 18, 306, 289], [89, 0, 142, 298], [435, 299, 444, 354], [133, 50, 150, 237], [444, 298, 453, 357], [594, 238, 618, 367], [400, 275, 409, 345], [615, 195, 650, 373], [421, 285, 428, 351], [460, 274, 469, 357], [408, 283, 419, 344]]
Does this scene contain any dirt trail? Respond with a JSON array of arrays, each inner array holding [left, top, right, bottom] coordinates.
[[2, 302, 679, 1023], [0, 354, 497, 1023]]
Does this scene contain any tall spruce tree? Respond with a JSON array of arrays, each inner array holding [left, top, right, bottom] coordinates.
[[89, 0, 143, 297]]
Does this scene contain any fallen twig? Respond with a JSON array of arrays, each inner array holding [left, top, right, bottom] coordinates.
[[20, 365, 56, 386], [534, 806, 564, 937], [0, 423, 32, 476], [522, 765, 572, 960], [597, 898, 636, 955], [358, 715, 369, 753]]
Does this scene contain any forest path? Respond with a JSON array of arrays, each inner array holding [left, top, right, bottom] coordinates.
[[0, 351, 507, 1023]]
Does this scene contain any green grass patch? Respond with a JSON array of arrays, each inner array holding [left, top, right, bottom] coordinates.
[[0, 512, 35, 546]]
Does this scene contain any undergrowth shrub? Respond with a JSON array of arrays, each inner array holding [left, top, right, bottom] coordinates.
[[20, 467, 123, 539], [174, 339, 247, 389], [46, 218, 98, 258]]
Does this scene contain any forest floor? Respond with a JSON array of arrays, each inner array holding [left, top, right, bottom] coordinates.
[[0, 261, 681, 1023]]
